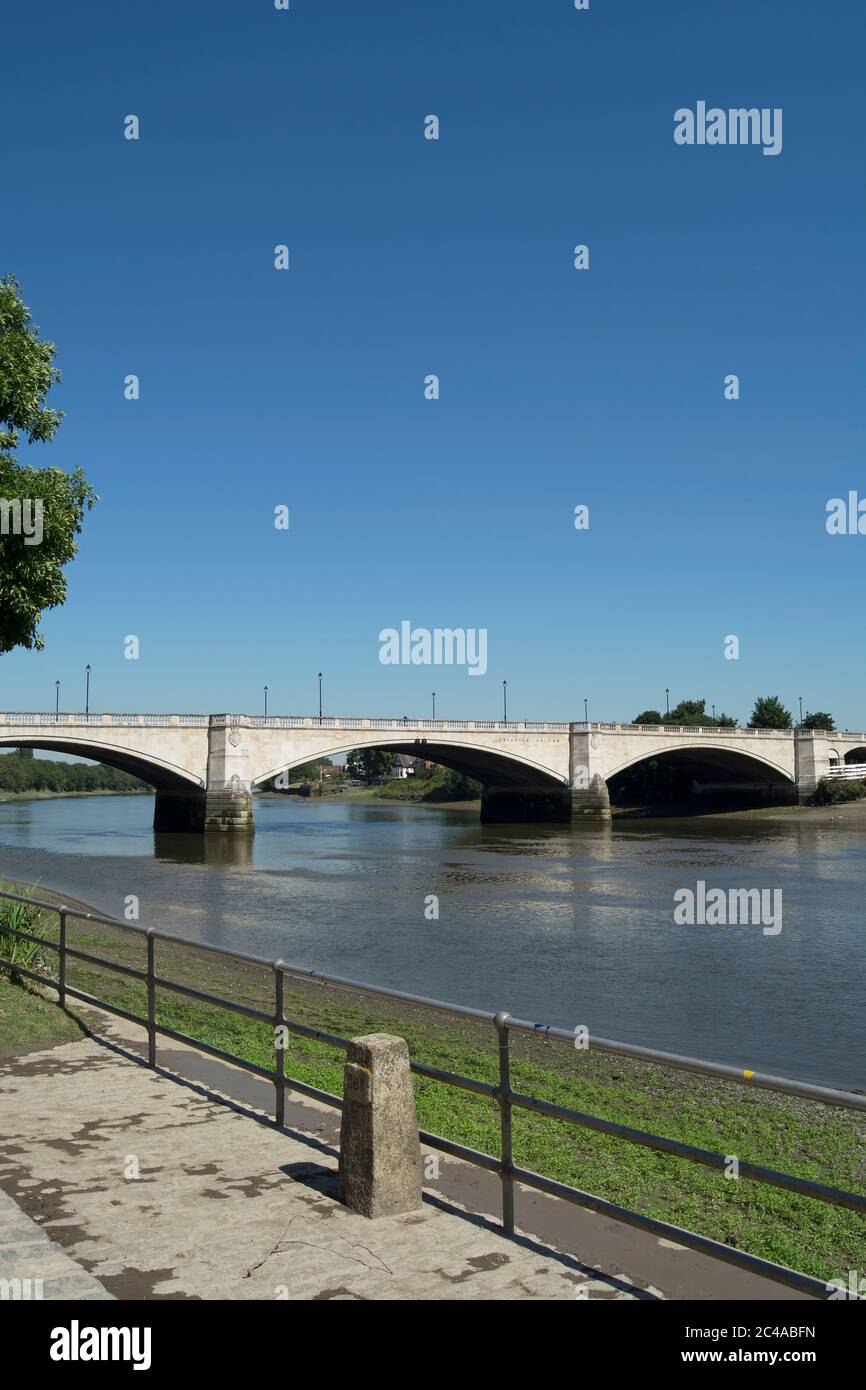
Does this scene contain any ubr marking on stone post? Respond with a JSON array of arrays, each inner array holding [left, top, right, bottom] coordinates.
[[338, 1033, 423, 1218]]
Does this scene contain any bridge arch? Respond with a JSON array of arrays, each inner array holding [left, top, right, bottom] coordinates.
[[251, 737, 567, 791], [0, 735, 203, 792], [605, 742, 793, 785], [604, 741, 795, 805]]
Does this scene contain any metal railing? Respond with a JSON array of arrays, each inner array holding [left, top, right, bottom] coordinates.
[[824, 764, 866, 780], [1, 886, 863, 1300]]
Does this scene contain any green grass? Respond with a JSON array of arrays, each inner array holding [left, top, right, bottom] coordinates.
[[0, 976, 84, 1056], [25, 918, 860, 1285]]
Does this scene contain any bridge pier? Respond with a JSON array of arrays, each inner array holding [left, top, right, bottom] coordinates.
[[153, 789, 206, 833], [480, 779, 611, 823], [202, 716, 255, 833], [152, 717, 256, 834], [570, 775, 612, 821], [203, 786, 255, 832], [568, 729, 613, 821], [153, 786, 254, 833], [794, 732, 822, 802], [152, 787, 254, 833], [480, 785, 573, 823]]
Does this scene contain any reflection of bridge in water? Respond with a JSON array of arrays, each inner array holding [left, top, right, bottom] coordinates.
[[2, 712, 864, 833]]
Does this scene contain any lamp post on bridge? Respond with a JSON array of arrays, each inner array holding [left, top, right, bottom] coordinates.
[[264, 686, 268, 718], [432, 692, 436, 720], [665, 688, 670, 717], [318, 672, 323, 724], [85, 665, 91, 717], [55, 681, 60, 722], [799, 696, 803, 727], [502, 680, 507, 722], [584, 697, 588, 725]]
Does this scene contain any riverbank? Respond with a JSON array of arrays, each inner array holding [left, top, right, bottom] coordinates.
[[260, 786, 481, 812], [284, 785, 866, 824], [2, 879, 863, 1284], [0, 789, 149, 803], [613, 799, 866, 827], [6, 785, 865, 826]]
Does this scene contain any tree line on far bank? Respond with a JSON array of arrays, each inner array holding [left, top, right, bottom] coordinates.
[[0, 749, 146, 793], [632, 697, 836, 731]]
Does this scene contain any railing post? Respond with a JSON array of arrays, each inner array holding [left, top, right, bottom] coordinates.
[[146, 929, 156, 1067], [58, 908, 68, 1008], [273, 960, 286, 1127], [494, 1010, 515, 1236]]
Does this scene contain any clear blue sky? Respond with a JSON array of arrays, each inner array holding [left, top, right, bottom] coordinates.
[[2, 0, 864, 727]]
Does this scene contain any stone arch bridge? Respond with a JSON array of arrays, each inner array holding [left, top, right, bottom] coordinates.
[[1, 712, 862, 832]]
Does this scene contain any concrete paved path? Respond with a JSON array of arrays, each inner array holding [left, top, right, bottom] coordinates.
[[0, 1014, 812, 1301], [0, 1186, 114, 1301], [0, 1020, 654, 1301]]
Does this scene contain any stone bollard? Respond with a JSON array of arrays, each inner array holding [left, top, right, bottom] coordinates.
[[338, 1033, 423, 1218]]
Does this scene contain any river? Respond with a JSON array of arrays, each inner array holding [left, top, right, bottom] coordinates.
[[0, 792, 862, 1091]]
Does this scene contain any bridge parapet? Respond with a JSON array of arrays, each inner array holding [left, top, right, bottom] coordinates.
[[244, 716, 570, 733], [3, 713, 866, 739], [581, 722, 787, 737], [0, 712, 210, 728]]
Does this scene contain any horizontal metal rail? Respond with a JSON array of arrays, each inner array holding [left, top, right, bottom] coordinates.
[[507, 1086, 863, 1210], [1, 886, 863, 1299]]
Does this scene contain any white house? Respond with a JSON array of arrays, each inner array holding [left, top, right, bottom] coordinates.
[[388, 755, 416, 780]]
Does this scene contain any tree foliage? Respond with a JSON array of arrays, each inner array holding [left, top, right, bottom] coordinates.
[[434, 768, 482, 799], [346, 748, 394, 783], [288, 758, 332, 781], [748, 696, 792, 730], [0, 750, 145, 793], [257, 758, 334, 790], [632, 698, 834, 732], [0, 276, 96, 652], [813, 777, 866, 805], [801, 711, 835, 731], [633, 701, 738, 728], [378, 762, 482, 801], [667, 699, 708, 725], [0, 277, 63, 453]]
